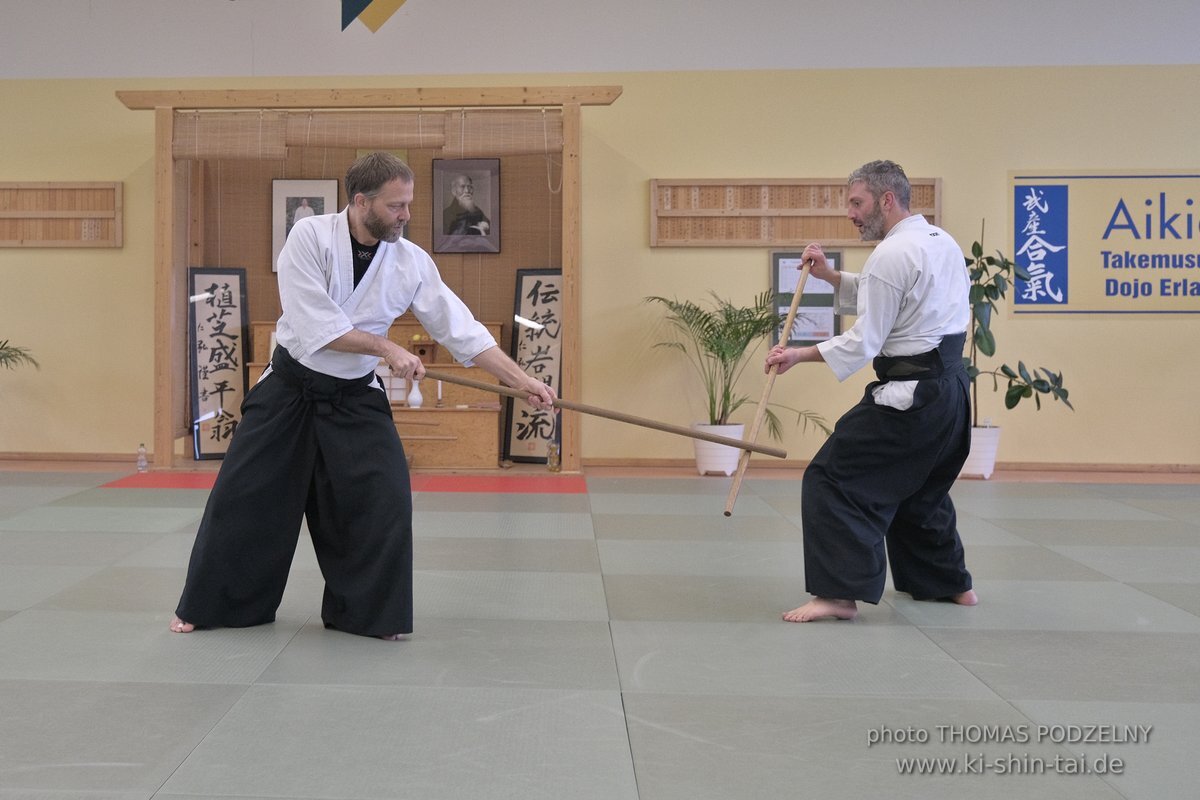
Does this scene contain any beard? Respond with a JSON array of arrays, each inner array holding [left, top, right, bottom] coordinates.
[[859, 201, 886, 241], [364, 206, 404, 243]]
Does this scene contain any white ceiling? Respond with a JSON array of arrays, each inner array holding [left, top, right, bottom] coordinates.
[[1, 0, 1196, 79]]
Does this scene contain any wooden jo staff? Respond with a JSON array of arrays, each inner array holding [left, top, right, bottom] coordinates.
[[723, 259, 813, 516], [421, 368, 787, 460]]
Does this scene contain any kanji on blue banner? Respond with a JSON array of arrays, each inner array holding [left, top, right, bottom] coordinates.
[[1013, 184, 1069, 306]]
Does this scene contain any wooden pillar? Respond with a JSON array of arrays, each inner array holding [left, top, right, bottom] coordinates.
[[152, 107, 176, 469], [560, 102, 583, 472]]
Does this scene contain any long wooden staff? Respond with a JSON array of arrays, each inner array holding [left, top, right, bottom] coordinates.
[[723, 260, 812, 516], [422, 368, 787, 459]]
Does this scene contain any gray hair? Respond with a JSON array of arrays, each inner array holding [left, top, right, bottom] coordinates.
[[346, 151, 414, 200], [848, 160, 911, 210]]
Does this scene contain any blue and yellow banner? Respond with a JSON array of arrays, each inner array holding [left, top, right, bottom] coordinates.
[[1010, 171, 1200, 314]]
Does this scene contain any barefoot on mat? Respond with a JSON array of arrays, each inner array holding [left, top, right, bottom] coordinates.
[[781, 597, 859, 623]]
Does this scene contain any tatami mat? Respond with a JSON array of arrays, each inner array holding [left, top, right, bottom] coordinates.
[[0, 466, 1196, 799]]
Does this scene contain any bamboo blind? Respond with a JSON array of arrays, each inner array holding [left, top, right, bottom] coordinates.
[[0, 182, 123, 247], [285, 111, 446, 150], [650, 178, 941, 247], [172, 109, 564, 160], [442, 109, 564, 157], [172, 112, 289, 160]]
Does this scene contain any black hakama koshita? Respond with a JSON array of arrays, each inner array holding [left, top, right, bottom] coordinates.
[[801, 333, 973, 604], [176, 346, 413, 637]]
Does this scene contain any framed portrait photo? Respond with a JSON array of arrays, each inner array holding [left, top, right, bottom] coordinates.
[[432, 158, 500, 254], [771, 249, 842, 347], [272, 179, 338, 271]]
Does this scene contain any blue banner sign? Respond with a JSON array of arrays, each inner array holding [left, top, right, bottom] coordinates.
[[1009, 172, 1200, 314]]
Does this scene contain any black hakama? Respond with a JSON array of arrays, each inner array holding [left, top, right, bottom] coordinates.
[[176, 347, 413, 637], [801, 334, 973, 604]]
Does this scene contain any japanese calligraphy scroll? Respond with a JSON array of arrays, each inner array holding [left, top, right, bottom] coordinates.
[[188, 268, 250, 459], [504, 268, 562, 462]]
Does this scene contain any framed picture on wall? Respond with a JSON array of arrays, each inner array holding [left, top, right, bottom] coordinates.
[[272, 179, 338, 271], [771, 250, 841, 347], [432, 158, 500, 254]]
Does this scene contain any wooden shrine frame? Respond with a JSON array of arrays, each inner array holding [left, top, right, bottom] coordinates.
[[118, 85, 623, 473]]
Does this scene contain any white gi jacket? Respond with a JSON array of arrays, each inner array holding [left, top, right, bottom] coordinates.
[[816, 214, 970, 410], [272, 208, 496, 380]]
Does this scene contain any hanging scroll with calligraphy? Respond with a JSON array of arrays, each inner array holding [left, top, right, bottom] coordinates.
[[503, 268, 562, 463], [188, 267, 250, 460]]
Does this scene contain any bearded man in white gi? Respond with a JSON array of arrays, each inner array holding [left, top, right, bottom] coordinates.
[[171, 152, 555, 640], [765, 160, 978, 623]]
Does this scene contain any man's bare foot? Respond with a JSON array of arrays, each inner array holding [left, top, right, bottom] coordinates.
[[952, 589, 978, 606], [782, 597, 858, 623], [379, 633, 410, 641], [169, 616, 194, 633]]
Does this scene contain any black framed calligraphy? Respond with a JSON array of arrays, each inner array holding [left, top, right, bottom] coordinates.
[[503, 268, 562, 463], [187, 267, 250, 460]]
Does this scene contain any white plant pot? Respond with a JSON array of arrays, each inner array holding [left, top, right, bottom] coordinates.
[[960, 426, 1001, 480], [692, 423, 746, 476]]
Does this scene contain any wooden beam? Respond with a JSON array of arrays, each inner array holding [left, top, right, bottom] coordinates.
[[117, 86, 623, 111]]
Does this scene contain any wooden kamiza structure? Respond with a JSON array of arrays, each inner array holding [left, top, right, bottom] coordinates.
[[119, 86, 623, 473]]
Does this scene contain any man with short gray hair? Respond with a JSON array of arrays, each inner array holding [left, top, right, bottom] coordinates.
[[765, 160, 977, 622]]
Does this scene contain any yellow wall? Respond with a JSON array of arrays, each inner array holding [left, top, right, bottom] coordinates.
[[1, 68, 1197, 469]]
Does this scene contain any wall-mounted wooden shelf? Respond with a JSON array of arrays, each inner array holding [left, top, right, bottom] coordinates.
[[0, 182, 123, 247], [650, 178, 940, 247]]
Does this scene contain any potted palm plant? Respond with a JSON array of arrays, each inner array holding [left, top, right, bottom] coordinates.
[[0, 339, 39, 372], [962, 230, 1073, 478], [646, 290, 829, 475]]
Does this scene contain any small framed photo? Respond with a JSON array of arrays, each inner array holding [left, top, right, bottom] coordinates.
[[272, 179, 338, 271], [432, 158, 500, 254], [771, 249, 842, 347]]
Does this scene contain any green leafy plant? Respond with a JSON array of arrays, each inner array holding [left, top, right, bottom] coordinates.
[[0, 340, 39, 371], [645, 290, 830, 440], [965, 232, 1073, 427]]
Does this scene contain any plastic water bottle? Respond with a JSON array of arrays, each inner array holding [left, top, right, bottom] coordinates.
[[136, 443, 148, 472]]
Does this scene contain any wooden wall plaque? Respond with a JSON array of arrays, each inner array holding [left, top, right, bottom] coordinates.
[[650, 178, 940, 248], [0, 182, 123, 248]]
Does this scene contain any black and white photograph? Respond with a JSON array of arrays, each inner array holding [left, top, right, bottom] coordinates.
[[432, 158, 500, 253]]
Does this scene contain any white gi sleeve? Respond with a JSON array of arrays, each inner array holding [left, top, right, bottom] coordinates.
[[834, 272, 860, 315], [275, 219, 354, 361], [406, 252, 497, 365], [816, 272, 904, 382]]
